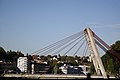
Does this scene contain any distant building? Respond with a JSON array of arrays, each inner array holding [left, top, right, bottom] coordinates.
[[17, 57, 31, 73], [60, 64, 90, 75], [32, 62, 50, 74], [0, 62, 18, 74]]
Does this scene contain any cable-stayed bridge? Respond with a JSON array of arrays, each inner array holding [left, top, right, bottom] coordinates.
[[30, 27, 120, 79]]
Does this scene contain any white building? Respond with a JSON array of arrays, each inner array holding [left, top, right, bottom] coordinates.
[[17, 57, 28, 73], [59, 64, 68, 74], [79, 65, 90, 75], [60, 64, 90, 75]]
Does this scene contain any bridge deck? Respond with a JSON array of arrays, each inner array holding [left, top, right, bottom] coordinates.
[[3, 74, 115, 79]]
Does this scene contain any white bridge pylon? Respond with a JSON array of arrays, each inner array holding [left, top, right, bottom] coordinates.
[[84, 28, 107, 78]]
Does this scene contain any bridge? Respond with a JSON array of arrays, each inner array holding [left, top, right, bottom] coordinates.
[[3, 27, 119, 79]]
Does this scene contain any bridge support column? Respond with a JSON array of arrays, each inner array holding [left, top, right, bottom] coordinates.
[[84, 28, 107, 78]]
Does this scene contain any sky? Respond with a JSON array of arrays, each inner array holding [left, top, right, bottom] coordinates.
[[0, 0, 120, 56]]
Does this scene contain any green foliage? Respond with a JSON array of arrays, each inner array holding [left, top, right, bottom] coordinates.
[[90, 63, 95, 74], [0, 47, 24, 62], [60, 56, 78, 66], [101, 40, 120, 76], [66, 56, 78, 66], [61, 55, 67, 62], [7, 50, 24, 62], [111, 41, 120, 53], [102, 52, 115, 75], [0, 47, 7, 61]]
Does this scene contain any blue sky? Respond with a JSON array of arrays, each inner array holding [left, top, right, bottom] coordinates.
[[0, 0, 120, 55]]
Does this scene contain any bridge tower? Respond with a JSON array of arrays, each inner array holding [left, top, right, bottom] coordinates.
[[84, 28, 107, 78]]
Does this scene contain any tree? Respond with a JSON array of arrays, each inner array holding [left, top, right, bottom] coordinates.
[[101, 40, 120, 76], [7, 50, 24, 62], [66, 56, 78, 66], [16, 51, 24, 57], [0, 47, 7, 61], [111, 41, 120, 53], [102, 51, 115, 75], [61, 55, 67, 62]]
